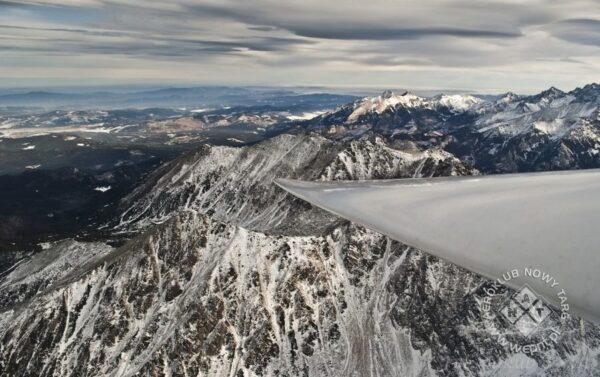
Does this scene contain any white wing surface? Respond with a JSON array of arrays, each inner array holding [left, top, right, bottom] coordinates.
[[275, 169, 600, 323]]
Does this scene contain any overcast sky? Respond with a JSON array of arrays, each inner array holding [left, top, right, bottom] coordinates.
[[1, 0, 599, 93]]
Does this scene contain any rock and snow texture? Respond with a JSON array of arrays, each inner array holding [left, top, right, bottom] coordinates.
[[0, 212, 442, 376], [473, 85, 600, 138], [116, 134, 473, 234], [0, 132, 599, 376], [2, 213, 599, 376]]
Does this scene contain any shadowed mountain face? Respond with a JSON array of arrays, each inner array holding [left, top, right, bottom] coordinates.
[[2, 85, 600, 376], [1, 133, 599, 377]]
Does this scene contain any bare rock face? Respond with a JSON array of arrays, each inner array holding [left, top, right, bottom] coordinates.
[[1, 133, 599, 377]]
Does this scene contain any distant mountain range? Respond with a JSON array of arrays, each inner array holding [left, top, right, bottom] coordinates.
[[0, 86, 359, 111], [290, 83, 600, 172]]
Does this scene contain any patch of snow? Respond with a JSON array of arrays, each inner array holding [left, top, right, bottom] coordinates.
[[227, 138, 244, 143], [39, 242, 52, 250], [94, 186, 112, 192], [286, 111, 325, 121], [533, 119, 568, 137], [434, 94, 484, 112], [0, 120, 18, 129]]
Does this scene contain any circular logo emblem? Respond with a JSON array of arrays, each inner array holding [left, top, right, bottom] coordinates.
[[478, 267, 571, 355]]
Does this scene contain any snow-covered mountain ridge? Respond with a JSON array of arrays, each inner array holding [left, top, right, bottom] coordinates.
[[311, 84, 600, 135], [335, 90, 484, 125], [296, 84, 600, 173], [116, 134, 473, 234]]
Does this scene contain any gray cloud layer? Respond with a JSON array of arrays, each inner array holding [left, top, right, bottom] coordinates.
[[548, 18, 600, 46], [0, 0, 599, 92]]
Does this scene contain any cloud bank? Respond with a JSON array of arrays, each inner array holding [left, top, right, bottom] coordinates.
[[1, 0, 599, 92]]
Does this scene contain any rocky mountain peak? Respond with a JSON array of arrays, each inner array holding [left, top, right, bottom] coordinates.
[[530, 86, 566, 103], [496, 91, 519, 103], [546, 86, 563, 94], [381, 89, 395, 98], [571, 83, 600, 101], [580, 82, 600, 92]]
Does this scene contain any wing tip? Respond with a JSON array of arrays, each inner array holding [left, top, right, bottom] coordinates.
[[273, 178, 293, 192], [274, 178, 319, 193]]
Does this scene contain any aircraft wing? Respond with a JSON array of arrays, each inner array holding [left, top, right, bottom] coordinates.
[[275, 169, 600, 324]]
